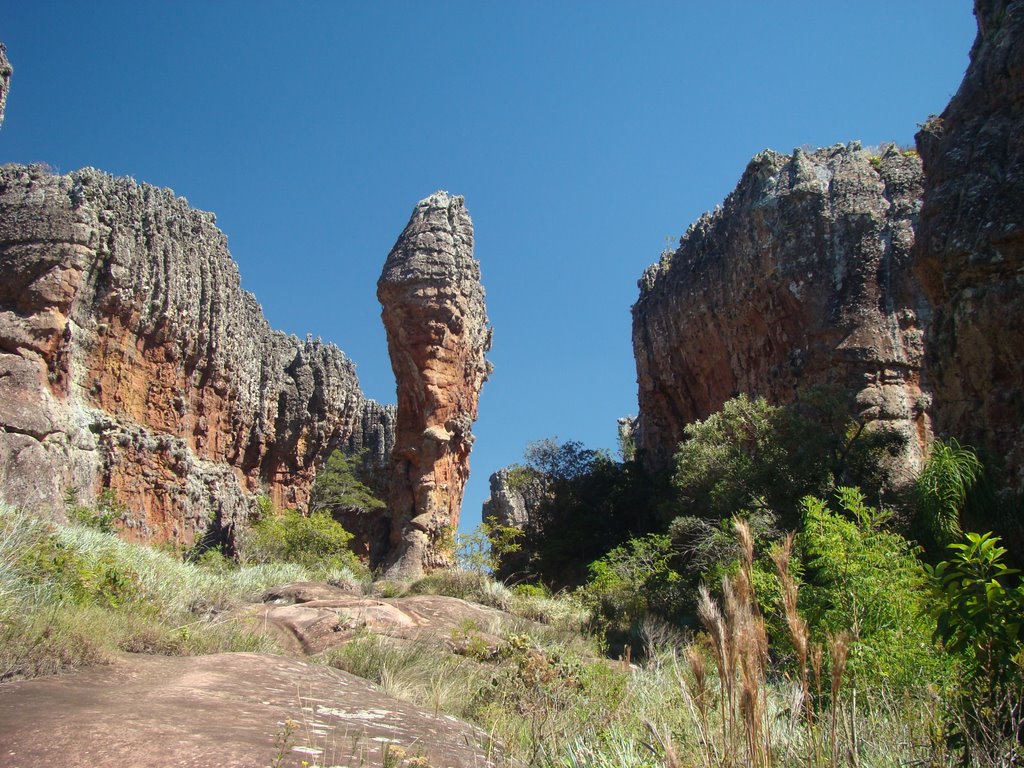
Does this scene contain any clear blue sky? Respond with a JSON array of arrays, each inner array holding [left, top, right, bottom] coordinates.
[[1, 2, 975, 530]]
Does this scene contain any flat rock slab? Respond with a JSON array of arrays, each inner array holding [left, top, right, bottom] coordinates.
[[0, 652, 503, 768], [256, 592, 512, 655]]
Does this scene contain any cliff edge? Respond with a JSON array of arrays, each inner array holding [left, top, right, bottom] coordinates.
[[633, 143, 930, 482], [0, 165, 394, 549]]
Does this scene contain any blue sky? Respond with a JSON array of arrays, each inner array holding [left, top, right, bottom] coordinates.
[[1, 2, 975, 530]]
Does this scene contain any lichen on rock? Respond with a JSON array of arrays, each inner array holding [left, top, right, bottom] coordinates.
[[377, 192, 491, 579]]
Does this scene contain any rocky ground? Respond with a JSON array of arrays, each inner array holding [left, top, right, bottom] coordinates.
[[0, 587, 517, 768]]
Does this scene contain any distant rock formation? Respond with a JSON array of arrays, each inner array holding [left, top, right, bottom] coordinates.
[[914, 0, 1024, 491], [0, 43, 11, 129], [0, 165, 394, 550], [378, 192, 491, 579], [633, 143, 930, 482]]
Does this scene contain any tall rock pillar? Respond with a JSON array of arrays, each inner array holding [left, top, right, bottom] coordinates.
[[377, 192, 491, 579], [0, 43, 12, 129]]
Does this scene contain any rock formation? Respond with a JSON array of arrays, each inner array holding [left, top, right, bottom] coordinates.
[[914, 0, 1024, 491], [377, 192, 491, 579], [0, 652, 502, 768], [633, 143, 930, 481], [0, 43, 10, 129], [0, 165, 394, 550]]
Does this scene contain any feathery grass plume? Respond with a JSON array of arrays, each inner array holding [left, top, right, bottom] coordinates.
[[697, 581, 732, 748], [828, 630, 851, 768]]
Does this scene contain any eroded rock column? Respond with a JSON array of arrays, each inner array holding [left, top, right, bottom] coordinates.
[[378, 192, 491, 579], [0, 43, 11, 129]]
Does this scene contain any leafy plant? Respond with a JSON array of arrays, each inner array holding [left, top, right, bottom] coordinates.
[[798, 487, 946, 690], [238, 508, 362, 573], [65, 488, 126, 534], [582, 534, 682, 640], [926, 533, 1023, 762], [309, 449, 386, 517], [916, 438, 984, 549]]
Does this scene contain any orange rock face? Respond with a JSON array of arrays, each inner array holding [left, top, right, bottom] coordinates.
[[377, 192, 491, 578], [0, 166, 394, 548]]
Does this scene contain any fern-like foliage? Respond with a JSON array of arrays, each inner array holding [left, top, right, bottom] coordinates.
[[915, 438, 983, 548]]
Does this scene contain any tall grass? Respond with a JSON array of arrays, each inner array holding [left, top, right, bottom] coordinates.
[[0, 504, 329, 680]]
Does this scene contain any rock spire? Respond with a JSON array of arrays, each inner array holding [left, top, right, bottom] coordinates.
[[377, 192, 491, 579]]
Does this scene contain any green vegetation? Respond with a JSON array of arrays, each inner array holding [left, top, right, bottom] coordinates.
[[0, 503, 304, 681], [477, 393, 1022, 764], [308, 448, 386, 517], [7, 395, 1024, 765], [237, 507, 363, 574]]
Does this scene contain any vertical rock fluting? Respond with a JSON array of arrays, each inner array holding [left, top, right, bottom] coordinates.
[[377, 192, 491, 579], [633, 143, 930, 482], [914, 0, 1024, 491], [0, 43, 10, 129], [0, 165, 394, 548]]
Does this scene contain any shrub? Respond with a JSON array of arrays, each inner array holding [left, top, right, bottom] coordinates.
[[927, 532, 1024, 762], [673, 390, 905, 527], [581, 534, 683, 641], [238, 508, 362, 573], [65, 488, 125, 534], [915, 438, 984, 549], [798, 487, 947, 690]]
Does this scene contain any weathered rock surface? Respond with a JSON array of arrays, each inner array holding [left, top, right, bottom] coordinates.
[[915, 0, 1024, 491], [378, 192, 491, 579], [0, 43, 10, 130], [481, 467, 538, 530], [0, 165, 394, 549], [256, 591, 512, 656], [633, 143, 930, 481], [0, 652, 503, 768]]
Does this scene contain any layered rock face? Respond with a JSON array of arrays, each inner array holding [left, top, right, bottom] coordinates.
[[914, 0, 1024, 491], [378, 192, 491, 579], [633, 144, 930, 480], [0, 165, 394, 548], [0, 43, 10, 129]]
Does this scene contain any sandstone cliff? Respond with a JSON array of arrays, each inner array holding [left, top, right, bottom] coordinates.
[[0, 165, 394, 549], [915, 0, 1024, 491], [633, 143, 930, 480], [378, 192, 491, 579]]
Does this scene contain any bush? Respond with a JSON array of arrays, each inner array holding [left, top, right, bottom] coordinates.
[[238, 508, 362, 573], [798, 487, 947, 690], [927, 532, 1024, 762], [581, 534, 683, 642], [673, 390, 905, 527]]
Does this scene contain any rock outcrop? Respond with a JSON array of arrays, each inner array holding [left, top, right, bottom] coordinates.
[[0, 43, 10, 129], [377, 192, 491, 579], [0, 165, 394, 549], [0, 652, 502, 768], [914, 0, 1024, 491], [633, 143, 930, 480]]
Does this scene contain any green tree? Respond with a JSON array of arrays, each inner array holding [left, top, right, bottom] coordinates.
[[673, 390, 904, 526], [241, 508, 361, 572], [309, 449, 386, 517]]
